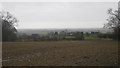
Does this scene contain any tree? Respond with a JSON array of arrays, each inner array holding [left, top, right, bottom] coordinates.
[[104, 8, 120, 40], [0, 11, 18, 41]]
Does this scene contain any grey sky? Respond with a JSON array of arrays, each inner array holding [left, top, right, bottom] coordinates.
[[2, 2, 118, 29]]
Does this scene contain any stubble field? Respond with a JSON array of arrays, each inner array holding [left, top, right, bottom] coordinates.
[[2, 40, 118, 66]]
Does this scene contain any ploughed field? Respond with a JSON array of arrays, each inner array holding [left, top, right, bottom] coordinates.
[[2, 40, 118, 66]]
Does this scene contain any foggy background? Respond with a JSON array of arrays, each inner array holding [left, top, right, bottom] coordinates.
[[2, 2, 117, 29]]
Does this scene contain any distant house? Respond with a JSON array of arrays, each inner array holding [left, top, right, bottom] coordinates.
[[31, 34, 39, 38], [90, 32, 100, 34], [60, 31, 66, 36], [31, 34, 39, 41]]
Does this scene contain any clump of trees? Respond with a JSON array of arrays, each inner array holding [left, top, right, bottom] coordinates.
[[1, 11, 18, 41], [104, 8, 120, 40]]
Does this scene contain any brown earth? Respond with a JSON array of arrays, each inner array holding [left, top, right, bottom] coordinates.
[[2, 40, 118, 66]]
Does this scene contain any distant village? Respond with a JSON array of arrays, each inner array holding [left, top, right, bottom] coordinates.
[[17, 29, 113, 41]]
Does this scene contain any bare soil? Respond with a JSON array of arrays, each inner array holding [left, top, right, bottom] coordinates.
[[2, 40, 118, 66]]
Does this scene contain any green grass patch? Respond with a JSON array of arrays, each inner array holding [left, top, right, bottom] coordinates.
[[84, 35, 99, 40], [65, 36, 76, 39], [84, 35, 113, 40]]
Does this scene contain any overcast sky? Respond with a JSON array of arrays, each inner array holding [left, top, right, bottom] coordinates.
[[2, 2, 118, 29]]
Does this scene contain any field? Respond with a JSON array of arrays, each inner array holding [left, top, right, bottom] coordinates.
[[2, 40, 118, 66]]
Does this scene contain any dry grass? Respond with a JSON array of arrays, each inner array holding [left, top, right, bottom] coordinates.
[[2, 40, 118, 66]]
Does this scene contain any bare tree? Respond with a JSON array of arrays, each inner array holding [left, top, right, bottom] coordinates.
[[104, 8, 120, 40], [0, 11, 18, 41]]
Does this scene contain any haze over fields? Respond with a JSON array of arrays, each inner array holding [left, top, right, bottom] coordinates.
[[17, 28, 113, 35]]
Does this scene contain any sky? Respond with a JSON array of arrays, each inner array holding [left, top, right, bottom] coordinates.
[[1, 2, 118, 29], [0, 0, 119, 2]]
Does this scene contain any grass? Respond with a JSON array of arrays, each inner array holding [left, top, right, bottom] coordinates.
[[84, 35, 113, 40], [2, 40, 118, 66], [64, 36, 76, 39], [84, 35, 99, 40]]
